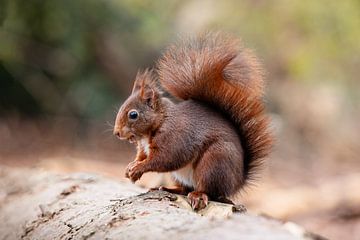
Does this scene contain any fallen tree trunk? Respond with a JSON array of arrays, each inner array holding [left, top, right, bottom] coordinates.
[[0, 167, 325, 240]]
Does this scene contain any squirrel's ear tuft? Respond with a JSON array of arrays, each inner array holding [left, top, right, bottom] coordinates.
[[132, 68, 160, 109], [142, 86, 160, 109], [132, 68, 157, 94], [131, 73, 144, 94]]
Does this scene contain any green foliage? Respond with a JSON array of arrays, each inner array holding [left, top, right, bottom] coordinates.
[[0, 0, 359, 119]]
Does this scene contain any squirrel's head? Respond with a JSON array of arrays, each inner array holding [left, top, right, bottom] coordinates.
[[113, 69, 163, 143]]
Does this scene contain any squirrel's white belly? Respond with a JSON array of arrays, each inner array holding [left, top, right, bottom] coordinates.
[[171, 163, 194, 188], [139, 137, 150, 156], [139, 136, 194, 187]]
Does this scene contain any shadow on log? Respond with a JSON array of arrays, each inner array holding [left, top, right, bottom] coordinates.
[[0, 167, 326, 240]]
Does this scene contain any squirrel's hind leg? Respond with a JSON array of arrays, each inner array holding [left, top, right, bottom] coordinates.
[[214, 196, 235, 205], [150, 184, 193, 195], [192, 142, 242, 207]]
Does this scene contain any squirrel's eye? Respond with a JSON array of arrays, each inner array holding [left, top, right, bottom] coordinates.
[[128, 110, 139, 120]]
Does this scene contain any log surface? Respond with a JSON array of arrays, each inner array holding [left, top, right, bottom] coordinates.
[[0, 167, 324, 240]]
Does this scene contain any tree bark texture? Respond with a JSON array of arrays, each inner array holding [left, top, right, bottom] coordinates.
[[0, 167, 325, 240]]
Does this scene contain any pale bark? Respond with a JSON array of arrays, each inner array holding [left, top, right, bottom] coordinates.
[[0, 167, 325, 240]]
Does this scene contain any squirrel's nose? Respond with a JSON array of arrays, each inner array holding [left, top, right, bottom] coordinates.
[[113, 129, 121, 138]]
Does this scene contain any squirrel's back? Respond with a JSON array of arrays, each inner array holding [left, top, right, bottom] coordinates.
[[157, 32, 273, 183]]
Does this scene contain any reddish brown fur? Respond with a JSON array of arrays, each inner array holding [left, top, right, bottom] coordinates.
[[114, 32, 273, 209], [157, 32, 273, 182]]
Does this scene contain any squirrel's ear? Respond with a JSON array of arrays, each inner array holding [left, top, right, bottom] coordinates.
[[132, 69, 160, 108], [132, 68, 156, 94], [141, 87, 160, 109], [132, 74, 145, 94]]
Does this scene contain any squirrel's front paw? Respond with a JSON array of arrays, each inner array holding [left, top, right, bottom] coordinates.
[[125, 161, 137, 178], [125, 161, 144, 183]]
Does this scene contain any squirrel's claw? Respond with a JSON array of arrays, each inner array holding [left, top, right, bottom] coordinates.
[[187, 191, 209, 211], [125, 161, 144, 182], [125, 161, 136, 178]]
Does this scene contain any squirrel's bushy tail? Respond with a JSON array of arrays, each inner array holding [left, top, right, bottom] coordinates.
[[157, 32, 273, 182]]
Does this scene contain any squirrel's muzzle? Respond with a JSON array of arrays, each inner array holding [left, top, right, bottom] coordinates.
[[113, 129, 121, 139], [113, 127, 126, 140], [113, 110, 128, 140], [113, 125, 135, 143]]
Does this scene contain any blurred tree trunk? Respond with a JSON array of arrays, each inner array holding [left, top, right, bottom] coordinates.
[[0, 167, 324, 240]]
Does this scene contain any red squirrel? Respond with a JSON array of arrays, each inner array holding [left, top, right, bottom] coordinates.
[[113, 32, 272, 210]]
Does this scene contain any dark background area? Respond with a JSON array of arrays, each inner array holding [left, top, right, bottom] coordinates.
[[1, 1, 359, 239]]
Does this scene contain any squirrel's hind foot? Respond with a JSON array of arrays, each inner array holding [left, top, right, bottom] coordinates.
[[187, 191, 209, 211]]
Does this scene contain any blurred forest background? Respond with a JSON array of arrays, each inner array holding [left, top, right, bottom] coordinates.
[[0, 0, 359, 239]]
